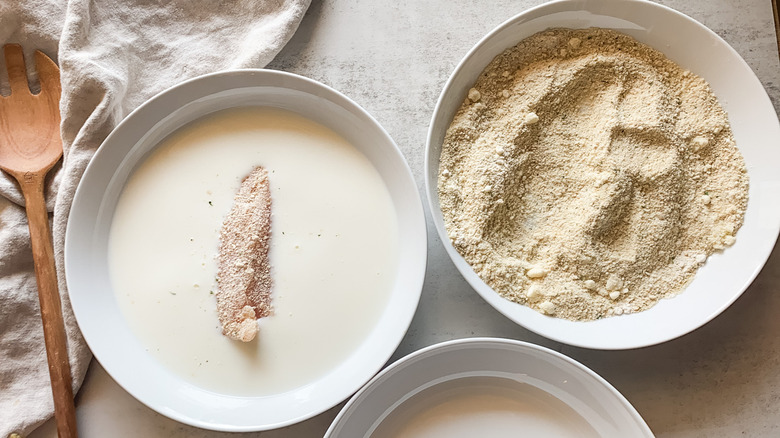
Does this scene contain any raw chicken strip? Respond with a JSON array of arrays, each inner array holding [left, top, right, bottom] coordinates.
[[216, 166, 273, 342]]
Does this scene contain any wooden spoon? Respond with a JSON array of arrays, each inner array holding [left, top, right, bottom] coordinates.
[[773, 0, 780, 60], [0, 44, 78, 438]]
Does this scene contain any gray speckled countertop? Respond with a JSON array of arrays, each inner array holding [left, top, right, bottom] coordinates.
[[30, 1, 780, 436]]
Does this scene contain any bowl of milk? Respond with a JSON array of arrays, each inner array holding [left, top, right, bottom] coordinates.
[[65, 69, 427, 431], [326, 338, 653, 437]]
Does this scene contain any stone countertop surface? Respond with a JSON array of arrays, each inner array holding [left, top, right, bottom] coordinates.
[[30, 0, 780, 436]]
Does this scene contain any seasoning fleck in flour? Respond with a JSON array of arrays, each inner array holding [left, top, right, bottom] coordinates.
[[438, 28, 749, 320]]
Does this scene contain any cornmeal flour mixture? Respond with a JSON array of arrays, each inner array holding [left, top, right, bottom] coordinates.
[[438, 28, 749, 320]]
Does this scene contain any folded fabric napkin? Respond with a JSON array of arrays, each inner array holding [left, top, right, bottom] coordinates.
[[0, 0, 310, 435]]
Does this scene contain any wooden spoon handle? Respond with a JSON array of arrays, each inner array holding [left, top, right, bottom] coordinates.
[[773, 0, 780, 61], [19, 171, 78, 438]]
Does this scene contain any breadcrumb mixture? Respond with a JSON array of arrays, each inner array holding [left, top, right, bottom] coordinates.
[[438, 28, 749, 320]]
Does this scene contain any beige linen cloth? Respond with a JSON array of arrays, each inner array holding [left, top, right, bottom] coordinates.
[[0, 0, 310, 435]]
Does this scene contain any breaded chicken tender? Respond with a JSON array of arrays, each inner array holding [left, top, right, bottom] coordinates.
[[216, 166, 273, 342]]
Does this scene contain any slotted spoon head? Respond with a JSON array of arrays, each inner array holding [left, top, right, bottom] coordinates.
[[0, 44, 63, 178]]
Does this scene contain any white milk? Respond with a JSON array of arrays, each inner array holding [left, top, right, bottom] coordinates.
[[108, 107, 399, 396], [372, 377, 599, 438]]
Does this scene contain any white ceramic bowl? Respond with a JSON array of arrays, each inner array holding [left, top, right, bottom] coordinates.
[[326, 338, 653, 437], [65, 70, 427, 431], [425, 0, 780, 349]]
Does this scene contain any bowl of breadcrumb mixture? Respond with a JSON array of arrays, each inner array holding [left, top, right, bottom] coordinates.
[[425, 0, 780, 349]]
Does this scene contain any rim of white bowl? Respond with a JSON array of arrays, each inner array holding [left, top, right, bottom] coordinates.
[[325, 337, 653, 437]]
